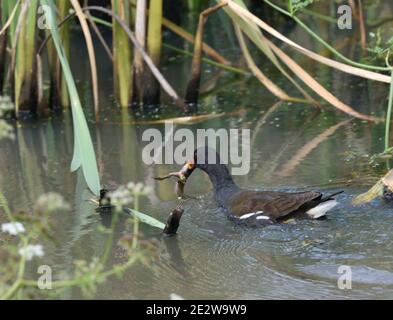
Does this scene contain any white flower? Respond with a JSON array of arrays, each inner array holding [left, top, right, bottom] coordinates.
[[109, 181, 153, 211], [0, 95, 14, 117], [127, 182, 152, 195], [1, 222, 25, 235], [109, 185, 133, 211], [18, 244, 44, 261], [34, 192, 71, 213], [0, 120, 15, 141]]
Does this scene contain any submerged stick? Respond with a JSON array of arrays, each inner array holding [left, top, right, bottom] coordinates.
[[185, 1, 228, 105], [163, 206, 184, 236]]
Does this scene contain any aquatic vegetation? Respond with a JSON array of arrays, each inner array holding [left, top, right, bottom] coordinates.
[[109, 182, 153, 212], [0, 0, 387, 116], [40, 0, 101, 196], [111, 0, 133, 107], [18, 244, 44, 261], [109, 185, 135, 211], [1, 222, 25, 236], [0, 120, 14, 140], [109, 182, 164, 250], [0, 96, 14, 115], [0, 95, 15, 139], [288, 0, 315, 15], [144, 0, 163, 105], [0, 187, 155, 299], [33, 192, 71, 213]]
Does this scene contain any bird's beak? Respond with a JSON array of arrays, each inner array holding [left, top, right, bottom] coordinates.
[[186, 160, 195, 170], [178, 160, 195, 181]]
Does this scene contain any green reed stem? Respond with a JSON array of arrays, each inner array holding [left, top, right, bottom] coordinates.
[[132, 194, 139, 249], [147, 0, 162, 66], [89, 16, 248, 76], [3, 237, 28, 299], [301, 8, 337, 24], [20, 254, 141, 290], [385, 70, 393, 151], [264, 0, 391, 72], [111, 0, 132, 107]]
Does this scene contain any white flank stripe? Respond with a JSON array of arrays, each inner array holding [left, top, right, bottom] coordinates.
[[239, 211, 262, 220]]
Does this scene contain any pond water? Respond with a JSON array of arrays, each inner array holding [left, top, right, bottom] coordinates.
[[1, 1, 393, 299]]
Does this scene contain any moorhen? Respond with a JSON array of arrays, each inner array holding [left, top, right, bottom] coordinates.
[[184, 147, 342, 227]]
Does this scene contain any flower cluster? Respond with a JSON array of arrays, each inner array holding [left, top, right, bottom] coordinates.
[[0, 120, 15, 141], [0, 96, 15, 140], [1, 222, 25, 236], [109, 182, 152, 211], [74, 257, 104, 298], [34, 192, 71, 214], [126, 182, 152, 196], [108, 185, 134, 211], [0, 96, 14, 117], [18, 244, 44, 261]]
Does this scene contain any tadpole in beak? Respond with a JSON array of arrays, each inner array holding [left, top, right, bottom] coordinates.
[[154, 161, 195, 197]]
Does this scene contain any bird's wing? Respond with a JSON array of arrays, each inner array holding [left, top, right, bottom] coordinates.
[[229, 191, 322, 219]]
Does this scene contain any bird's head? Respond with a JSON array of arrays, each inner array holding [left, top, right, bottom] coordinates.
[[192, 147, 222, 172]]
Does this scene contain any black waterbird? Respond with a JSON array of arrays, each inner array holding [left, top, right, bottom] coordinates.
[[183, 147, 342, 227]]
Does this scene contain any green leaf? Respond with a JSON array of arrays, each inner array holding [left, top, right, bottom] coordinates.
[[40, 0, 100, 196], [125, 208, 166, 230], [291, 0, 314, 14]]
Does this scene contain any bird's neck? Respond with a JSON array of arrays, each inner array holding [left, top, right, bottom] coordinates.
[[200, 164, 240, 207]]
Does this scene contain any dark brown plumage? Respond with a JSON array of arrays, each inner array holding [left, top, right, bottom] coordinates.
[[190, 147, 342, 226]]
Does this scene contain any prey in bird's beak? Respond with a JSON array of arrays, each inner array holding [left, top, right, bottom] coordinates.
[[153, 160, 196, 198]]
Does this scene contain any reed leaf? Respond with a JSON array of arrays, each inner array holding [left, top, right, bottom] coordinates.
[[40, 0, 100, 196], [220, 0, 315, 103], [70, 0, 99, 120], [352, 179, 386, 205], [230, 0, 391, 83], [161, 16, 230, 65], [264, 0, 390, 72], [124, 207, 166, 230], [234, 25, 292, 101], [266, 39, 380, 121], [0, 0, 20, 37], [46, 0, 70, 109]]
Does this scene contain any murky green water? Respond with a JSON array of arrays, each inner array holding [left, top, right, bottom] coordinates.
[[1, 1, 393, 299]]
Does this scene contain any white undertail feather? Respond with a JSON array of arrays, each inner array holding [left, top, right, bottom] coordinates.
[[306, 200, 338, 219]]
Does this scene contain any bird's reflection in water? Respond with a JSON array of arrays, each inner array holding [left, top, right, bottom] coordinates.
[[161, 236, 189, 278]]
